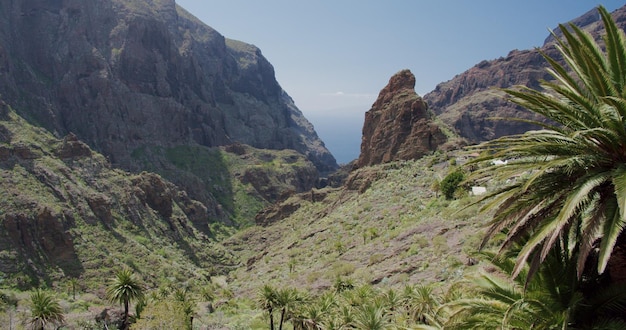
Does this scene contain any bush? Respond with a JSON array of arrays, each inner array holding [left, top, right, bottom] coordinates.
[[440, 169, 465, 199]]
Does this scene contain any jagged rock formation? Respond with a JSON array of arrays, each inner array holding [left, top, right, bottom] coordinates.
[[0, 0, 336, 213], [355, 69, 447, 168], [424, 5, 626, 143]]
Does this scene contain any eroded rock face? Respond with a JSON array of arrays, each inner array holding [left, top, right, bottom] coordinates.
[[255, 188, 332, 226], [355, 70, 447, 168], [0, 0, 337, 191]]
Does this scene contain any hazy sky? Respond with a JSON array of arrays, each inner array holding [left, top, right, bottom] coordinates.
[[175, 1, 624, 163]]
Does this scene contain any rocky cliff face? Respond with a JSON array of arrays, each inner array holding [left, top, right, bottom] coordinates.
[[0, 106, 230, 287], [0, 0, 336, 206], [424, 5, 626, 143], [355, 70, 447, 168]]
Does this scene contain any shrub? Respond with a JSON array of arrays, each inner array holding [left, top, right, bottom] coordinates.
[[440, 169, 465, 199], [432, 235, 449, 255]]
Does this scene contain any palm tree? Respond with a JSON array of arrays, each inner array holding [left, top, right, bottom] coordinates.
[[443, 248, 626, 329], [173, 287, 195, 330], [258, 284, 278, 330], [29, 289, 65, 330], [402, 284, 441, 325], [67, 278, 79, 300], [468, 5, 626, 282], [274, 287, 307, 330], [106, 268, 145, 330]]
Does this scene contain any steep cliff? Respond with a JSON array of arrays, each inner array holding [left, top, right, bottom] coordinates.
[[0, 0, 336, 212], [355, 70, 447, 168], [424, 5, 626, 143]]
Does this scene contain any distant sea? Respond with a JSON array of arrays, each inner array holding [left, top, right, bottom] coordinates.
[[307, 108, 364, 165]]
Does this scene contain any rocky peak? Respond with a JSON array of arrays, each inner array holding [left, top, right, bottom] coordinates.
[[355, 70, 447, 168]]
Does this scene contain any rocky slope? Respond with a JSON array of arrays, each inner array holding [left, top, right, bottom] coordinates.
[[0, 101, 322, 288], [424, 5, 626, 143], [0, 0, 336, 215], [226, 151, 486, 298], [0, 104, 224, 288], [355, 70, 448, 168]]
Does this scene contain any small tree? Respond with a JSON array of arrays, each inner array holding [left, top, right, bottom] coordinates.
[[440, 169, 465, 200], [106, 268, 144, 330], [68, 278, 79, 300], [258, 285, 278, 330], [29, 289, 65, 330], [173, 287, 195, 330]]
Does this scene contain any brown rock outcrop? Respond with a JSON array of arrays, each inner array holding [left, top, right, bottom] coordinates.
[[132, 172, 175, 219], [255, 188, 331, 226], [56, 133, 92, 159], [355, 70, 447, 168]]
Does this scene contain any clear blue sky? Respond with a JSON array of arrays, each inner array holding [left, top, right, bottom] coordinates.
[[175, 1, 624, 163]]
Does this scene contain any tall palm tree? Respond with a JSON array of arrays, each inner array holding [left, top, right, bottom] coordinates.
[[173, 287, 195, 330], [29, 289, 65, 330], [468, 5, 626, 281], [68, 278, 79, 300], [274, 287, 307, 330], [106, 268, 145, 330]]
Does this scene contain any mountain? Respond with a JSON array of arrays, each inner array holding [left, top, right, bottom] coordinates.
[[0, 0, 336, 219], [224, 4, 626, 299], [424, 5, 626, 143]]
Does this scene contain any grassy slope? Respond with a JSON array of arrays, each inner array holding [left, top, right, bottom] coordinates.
[[224, 152, 494, 297], [183, 150, 505, 327]]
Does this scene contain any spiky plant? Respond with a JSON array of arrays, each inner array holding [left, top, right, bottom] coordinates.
[[443, 248, 626, 329], [28, 289, 65, 330], [402, 284, 441, 325], [469, 5, 626, 281], [352, 303, 389, 330]]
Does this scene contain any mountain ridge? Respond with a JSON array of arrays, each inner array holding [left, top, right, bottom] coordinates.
[[424, 5, 626, 143], [0, 0, 336, 219]]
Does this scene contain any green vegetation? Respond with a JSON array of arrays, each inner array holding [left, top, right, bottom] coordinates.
[[440, 168, 465, 200], [106, 269, 145, 330], [130, 143, 313, 231], [28, 290, 65, 330], [462, 5, 626, 327], [470, 5, 626, 280], [2, 4, 626, 330]]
